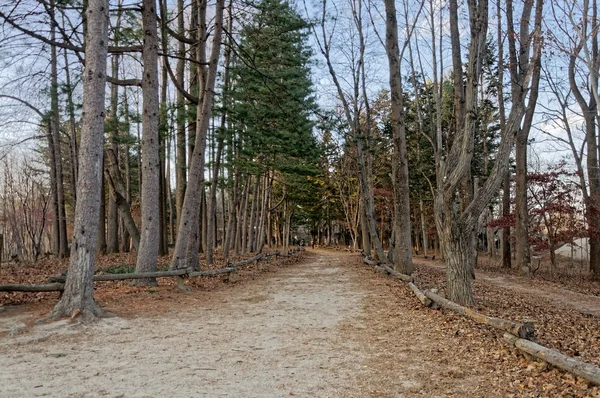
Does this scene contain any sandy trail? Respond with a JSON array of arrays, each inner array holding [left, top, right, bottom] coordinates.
[[0, 251, 539, 397]]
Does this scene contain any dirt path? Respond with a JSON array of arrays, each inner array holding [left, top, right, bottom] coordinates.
[[415, 258, 600, 318], [0, 251, 579, 397]]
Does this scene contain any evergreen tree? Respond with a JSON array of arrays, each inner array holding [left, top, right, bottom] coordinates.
[[231, 0, 318, 177]]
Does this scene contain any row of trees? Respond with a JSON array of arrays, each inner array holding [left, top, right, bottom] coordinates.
[[0, 0, 599, 315], [0, 0, 325, 318]]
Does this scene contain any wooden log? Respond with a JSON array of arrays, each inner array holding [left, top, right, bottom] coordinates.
[[231, 253, 264, 267], [363, 257, 377, 266], [49, 268, 192, 283], [408, 282, 433, 307], [382, 265, 413, 282], [504, 333, 600, 385], [188, 268, 234, 277], [425, 290, 535, 340], [265, 251, 280, 259], [191, 253, 265, 277], [0, 283, 64, 292]]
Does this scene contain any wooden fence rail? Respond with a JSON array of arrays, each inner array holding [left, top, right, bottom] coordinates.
[[0, 248, 304, 293], [361, 252, 600, 385]]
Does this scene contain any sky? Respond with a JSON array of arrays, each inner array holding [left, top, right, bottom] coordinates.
[[0, 0, 593, 176]]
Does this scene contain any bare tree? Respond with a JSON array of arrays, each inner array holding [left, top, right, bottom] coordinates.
[[433, 0, 543, 304], [383, 0, 419, 274], [546, 0, 600, 279]]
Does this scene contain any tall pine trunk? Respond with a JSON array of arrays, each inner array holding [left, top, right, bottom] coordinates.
[[50, 0, 68, 258], [133, 0, 161, 285], [51, 0, 109, 320], [175, 0, 186, 236], [384, 0, 413, 274], [107, 53, 120, 254], [170, 0, 225, 270]]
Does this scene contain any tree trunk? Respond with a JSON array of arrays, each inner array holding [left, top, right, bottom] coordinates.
[[384, 0, 413, 274], [51, 0, 109, 320], [514, 131, 529, 274], [257, 173, 270, 253], [107, 53, 120, 254], [133, 0, 161, 286], [50, 0, 68, 258], [442, 223, 476, 306], [105, 149, 140, 250], [247, 176, 260, 253], [170, 0, 225, 270], [158, 54, 169, 257], [97, 176, 107, 254], [360, 196, 370, 255], [501, 175, 512, 268], [63, 45, 78, 207], [497, 0, 510, 269], [239, 176, 250, 255], [568, 35, 600, 279], [175, 0, 186, 236], [420, 198, 429, 257], [121, 92, 132, 253], [223, 171, 239, 261], [201, 188, 208, 253]]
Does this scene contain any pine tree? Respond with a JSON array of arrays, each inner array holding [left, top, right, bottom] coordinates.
[[231, 0, 318, 177]]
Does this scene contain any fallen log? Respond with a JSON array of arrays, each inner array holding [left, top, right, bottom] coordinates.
[[0, 283, 64, 292], [504, 333, 600, 385], [363, 257, 377, 266], [49, 268, 192, 283], [265, 251, 280, 259], [46, 251, 294, 288], [408, 282, 433, 307], [381, 265, 413, 282], [229, 253, 264, 267], [188, 268, 234, 277], [190, 253, 266, 277], [424, 290, 535, 340], [281, 249, 300, 258]]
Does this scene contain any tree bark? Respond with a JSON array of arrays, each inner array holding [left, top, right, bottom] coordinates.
[[97, 175, 107, 255], [420, 198, 429, 257], [223, 171, 239, 261], [170, 0, 225, 270], [497, 0, 511, 269], [133, 0, 161, 286], [359, 196, 370, 255], [158, 48, 169, 257], [51, 0, 109, 320], [515, 131, 529, 274], [247, 176, 260, 253], [63, 45, 78, 208], [175, 0, 186, 236], [384, 0, 413, 274], [239, 175, 250, 255], [434, 0, 488, 305], [121, 91, 132, 252], [106, 52, 120, 254], [104, 149, 140, 250], [50, 0, 68, 258]]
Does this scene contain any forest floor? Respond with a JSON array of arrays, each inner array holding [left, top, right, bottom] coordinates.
[[416, 257, 600, 317], [0, 250, 599, 397]]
